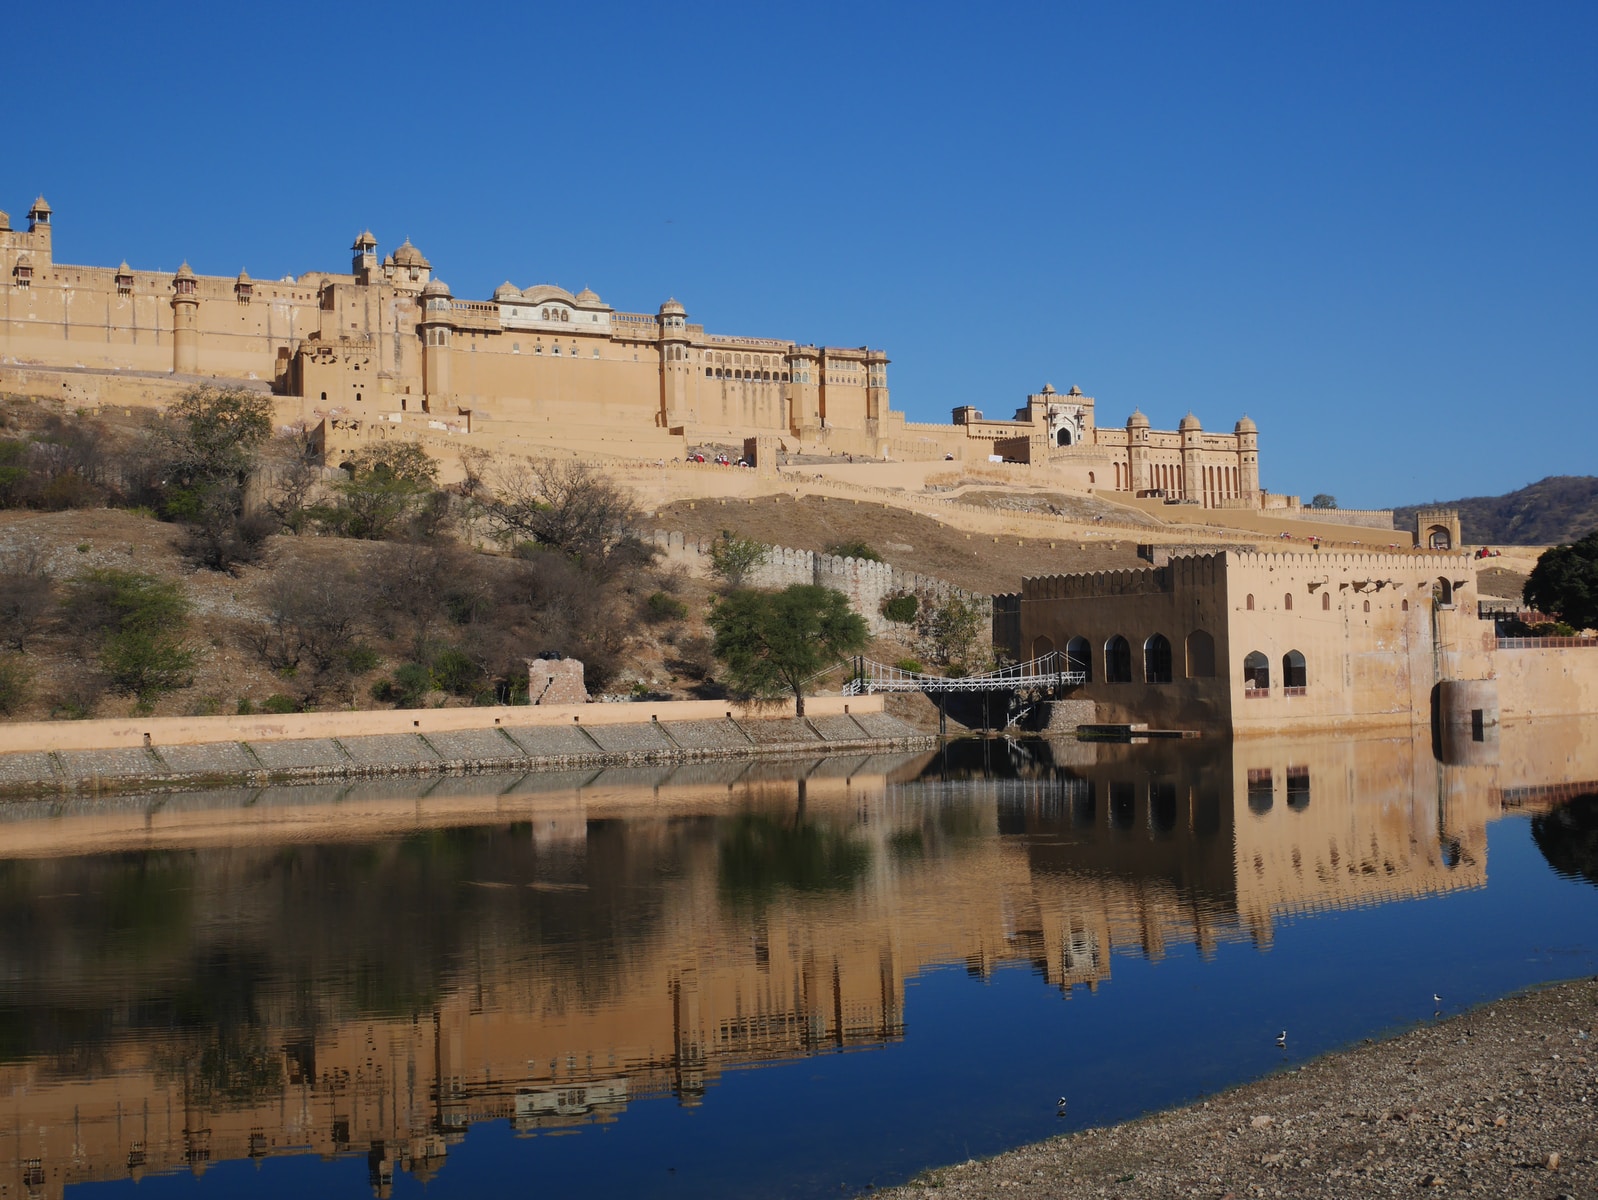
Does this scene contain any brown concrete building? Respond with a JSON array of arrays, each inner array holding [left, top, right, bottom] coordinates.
[[0, 196, 1268, 500]]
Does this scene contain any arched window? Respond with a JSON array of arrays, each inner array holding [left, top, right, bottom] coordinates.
[[1282, 650, 1307, 689], [1363, 599, 1370, 612], [1247, 769, 1273, 814], [1284, 593, 1293, 611], [1243, 651, 1270, 690], [1426, 524, 1452, 550], [1065, 636, 1092, 681], [542, 308, 550, 320], [1402, 599, 1409, 612], [1104, 635, 1132, 683], [1032, 635, 1055, 659], [1434, 577, 1454, 606], [1185, 630, 1215, 678], [1143, 634, 1173, 683], [1286, 767, 1311, 811], [1057, 427, 1072, 447], [1246, 594, 1255, 611], [1322, 592, 1330, 611]]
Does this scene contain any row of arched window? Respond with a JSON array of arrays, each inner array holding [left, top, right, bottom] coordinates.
[[1040, 632, 1311, 692], [1042, 632, 1215, 683], [707, 367, 791, 382], [1243, 650, 1307, 692]]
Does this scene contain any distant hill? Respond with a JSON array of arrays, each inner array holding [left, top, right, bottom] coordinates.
[[1392, 476, 1598, 547]]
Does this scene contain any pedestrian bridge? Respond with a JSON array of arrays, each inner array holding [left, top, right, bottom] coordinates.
[[842, 652, 1083, 733], [842, 651, 1084, 696]]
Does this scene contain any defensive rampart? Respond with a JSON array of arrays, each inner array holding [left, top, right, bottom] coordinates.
[[647, 531, 991, 635]]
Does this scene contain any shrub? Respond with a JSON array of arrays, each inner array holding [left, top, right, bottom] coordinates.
[[894, 658, 925, 674], [236, 698, 256, 715], [708, 532, 768, 589], [825, 540, 882, 562], [342, 642, 381, 673], [644, 591, 689, 623], [377, 662, 434, 708], [65, 569, 198, 712], [262, 694, 299, 714], [0, 654, 31, 715], [431, 647, 484, 696], [881, 592, 919, 624]]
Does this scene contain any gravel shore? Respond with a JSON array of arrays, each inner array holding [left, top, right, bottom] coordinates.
[[879, 977, 1597, 1199]]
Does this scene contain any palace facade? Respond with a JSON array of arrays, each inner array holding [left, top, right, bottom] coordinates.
[[1, 196, 1268, 501]]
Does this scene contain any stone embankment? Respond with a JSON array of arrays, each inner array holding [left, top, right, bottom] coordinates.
[[0, 697, 933, 798], [881, 977, 1598, 1199]]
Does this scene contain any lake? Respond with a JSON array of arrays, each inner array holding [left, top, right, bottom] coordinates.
[[1, 719, 1596, 1199]]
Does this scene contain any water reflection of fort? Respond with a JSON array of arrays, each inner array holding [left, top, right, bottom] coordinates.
[[0, 721, 1593, 1198]]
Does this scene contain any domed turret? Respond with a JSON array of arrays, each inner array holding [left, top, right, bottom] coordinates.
[[658, 297, 686, 317], [575, 287, 603, 306], [1127, 409, 1150, 429], [1179, 412, 1202, 432], [421, 278, 451, 300], [492, 281, 522, 302], [392, 239, 430, 269], [1039, 382, 1056, 395], [1067, 385, 1083, 396], [1234, 415, 1257, 434]]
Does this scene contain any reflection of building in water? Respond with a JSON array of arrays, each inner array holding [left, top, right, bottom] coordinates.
[[0, 726, 1593, 1198]]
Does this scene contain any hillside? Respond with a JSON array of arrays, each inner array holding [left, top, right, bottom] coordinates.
[[1392, 476, 1598, 547]]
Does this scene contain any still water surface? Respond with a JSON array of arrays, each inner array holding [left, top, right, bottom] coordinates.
[[2, 727, 1598, 1198]]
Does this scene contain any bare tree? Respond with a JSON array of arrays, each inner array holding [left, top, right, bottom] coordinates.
[[479, 458, 647, 575], [0, 546, 53, 651]]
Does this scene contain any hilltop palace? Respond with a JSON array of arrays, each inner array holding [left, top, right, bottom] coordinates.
[[0, 196, 1269, 504]]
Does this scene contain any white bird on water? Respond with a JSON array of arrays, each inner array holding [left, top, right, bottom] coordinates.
[[1433, 993, 1442, 1005], [1275, 1030, 1288, 1047]]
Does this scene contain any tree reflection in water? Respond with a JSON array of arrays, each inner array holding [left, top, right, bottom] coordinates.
[[1532, 792, 1598, 887]]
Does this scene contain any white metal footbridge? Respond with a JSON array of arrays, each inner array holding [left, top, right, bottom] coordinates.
[[841, 652, 1085, 696]]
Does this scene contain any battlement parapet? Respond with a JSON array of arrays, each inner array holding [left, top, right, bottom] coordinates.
[[646, 531, 987, 635]]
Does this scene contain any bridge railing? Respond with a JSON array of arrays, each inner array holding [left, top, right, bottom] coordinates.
[[842, 652, 1085, 695]]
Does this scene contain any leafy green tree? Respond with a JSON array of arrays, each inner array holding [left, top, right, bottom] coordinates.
[[1523, 529, 1598, 631], [1310, 493, 1338, 509], [321, 443, 442, 540], [153, 387, 275, 570], [708, 531, 769, 589], [708, 584, 867, 716], [919, 593, 989, 672], [66, 569, 197, 712]]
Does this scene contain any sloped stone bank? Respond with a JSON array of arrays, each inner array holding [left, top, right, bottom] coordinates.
[[0, 714, 935, 800], [880, 977, 1598, 1199]]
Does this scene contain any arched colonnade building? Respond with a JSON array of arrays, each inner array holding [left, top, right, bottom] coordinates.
[[1011, 550, 1490, 735]]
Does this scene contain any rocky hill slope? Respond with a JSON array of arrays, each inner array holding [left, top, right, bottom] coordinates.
[[1393, 476, 1598, 547]]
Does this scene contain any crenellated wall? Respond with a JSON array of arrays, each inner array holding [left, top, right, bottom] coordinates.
[[646, 530, 990, 636]]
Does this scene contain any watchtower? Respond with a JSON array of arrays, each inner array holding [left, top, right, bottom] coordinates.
[[1415, 508, 1461, 551]]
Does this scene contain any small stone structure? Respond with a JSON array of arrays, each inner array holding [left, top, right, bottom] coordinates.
[[528, 657, 587, 705], [1415, 508, 1462, 551]]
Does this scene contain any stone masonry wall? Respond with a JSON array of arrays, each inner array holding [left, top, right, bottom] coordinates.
[[647, 530, 992, 636]]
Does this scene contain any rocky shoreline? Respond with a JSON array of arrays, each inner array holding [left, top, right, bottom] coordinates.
[[880, 977, 1597, 1198]]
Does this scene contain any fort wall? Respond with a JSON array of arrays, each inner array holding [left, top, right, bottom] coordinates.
[[646, 530, 990, 636]]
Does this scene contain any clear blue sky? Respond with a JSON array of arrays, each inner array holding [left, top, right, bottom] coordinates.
[[10, 1, 1595, 508]]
